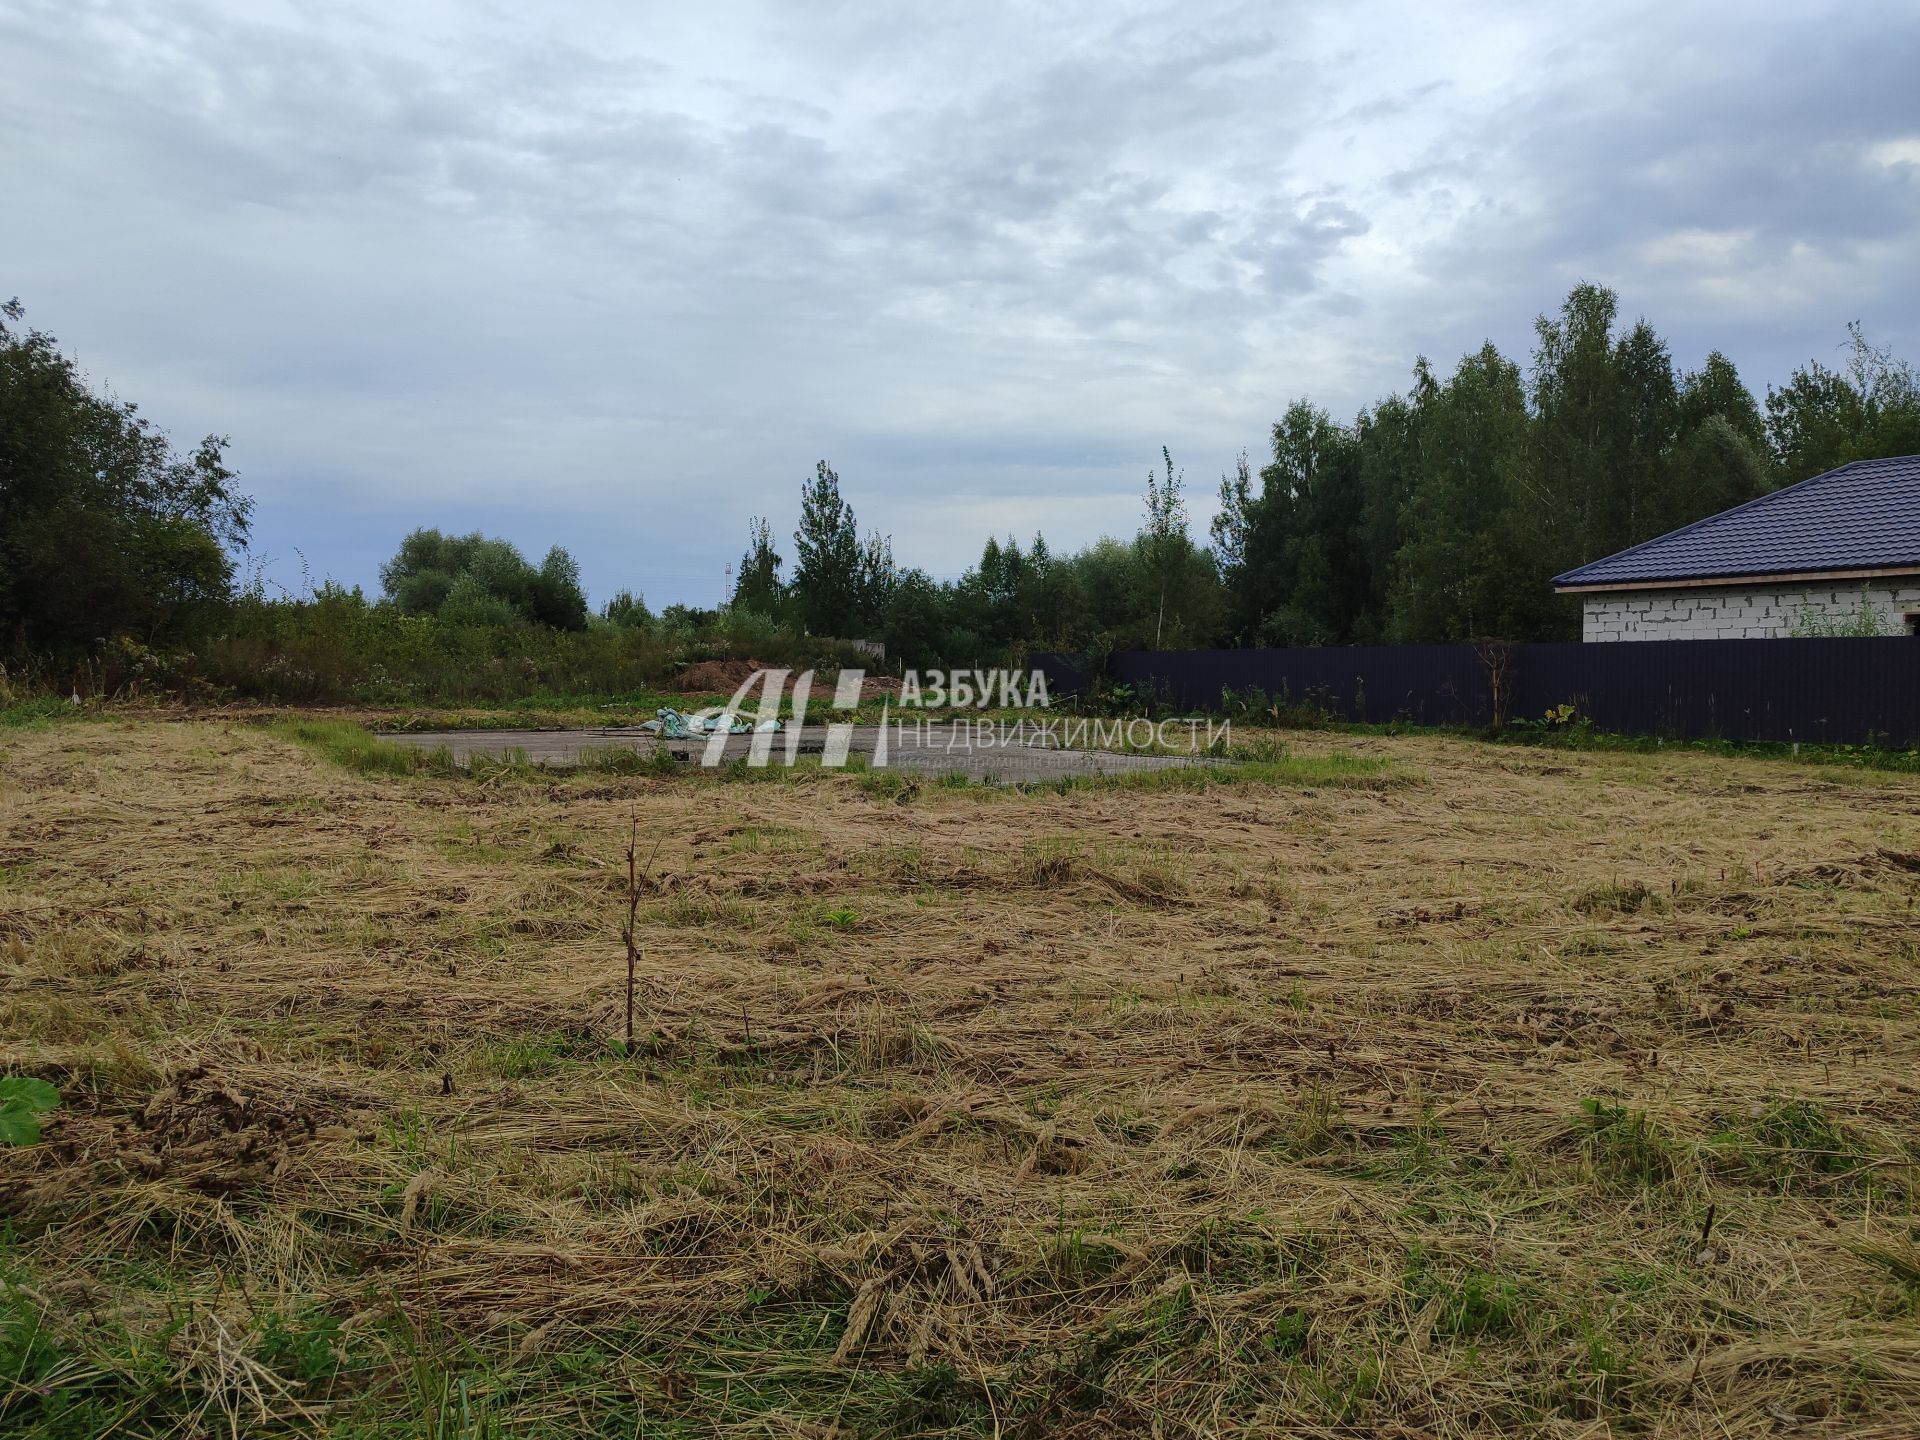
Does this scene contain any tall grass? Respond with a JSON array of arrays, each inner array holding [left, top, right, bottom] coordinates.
[[0, 696, 84, 729], [206, 594, 675, 703], [38, 591, 885, 706]]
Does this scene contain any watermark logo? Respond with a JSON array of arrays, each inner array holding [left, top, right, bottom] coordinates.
[[698, 666, 867, 769], [666, 667, 1227, 768], [897, 668, 1050, 709]]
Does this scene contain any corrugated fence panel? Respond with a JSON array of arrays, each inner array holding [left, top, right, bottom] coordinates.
[[1033, 638, 1920, 746], [1103, 645, 1493, 726]]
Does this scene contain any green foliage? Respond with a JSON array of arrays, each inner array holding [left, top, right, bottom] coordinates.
[[792, 459, 859, 634], [1260, 1307, 1313, 1359], [0, 1077, 59, 1145], [1211, 289, 1915, 647], [380, 529, 588, 630], [1785, 587, 1893, 637], [0, 694, 84, 728], [183, 582, 876, 706], [791, 460, 892, 637], [1396, 344, 1562, 642], [255, 1308, 350, 1386], [1578, 1100, 1678, 1189], [1711, 1098, 1877, 1193], [1530, 285, 1676, 569], [476, 1028, 603, 1079], [879, 566, 958, 667], [1022, 749, 1399, 796], [0, 299, 250, 658], [9, 284, 1915, 699], [1210, 450, 1254, 575], [1766, 323, 1920, 480], [0, 1276, 177, 1438], [732, 515, 786, 620], [207, 586, 669, 702], [601, 588, 652, 630], [1670, 354, 1772, 521], [1217, 403, 1370, 645], [1571, 880, 1654, 915], [1219, 684, 1333, 730], [1402, 1247, 1525, 1340], [273, 719, 453, 776], [1140, 446, 1197, 648]]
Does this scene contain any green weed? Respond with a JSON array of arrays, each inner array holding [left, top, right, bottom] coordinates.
[[1403, 1247, 1525, 1339], [273, 719, 452, 776], [1579, 1099, 1680, 1190], [1712, 1098, 1879, 1193], [0, 1077, 60, 1144], [474, 1029, 602, 1079]]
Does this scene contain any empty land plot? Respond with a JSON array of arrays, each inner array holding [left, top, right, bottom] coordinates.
[[3, 718, 1920, 1438]]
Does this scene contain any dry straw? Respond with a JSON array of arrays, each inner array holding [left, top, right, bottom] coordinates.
[[2, 718, 1918, 1435]]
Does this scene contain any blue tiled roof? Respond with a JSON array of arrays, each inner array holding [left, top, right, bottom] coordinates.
[[1554, 454, 1920, 588]]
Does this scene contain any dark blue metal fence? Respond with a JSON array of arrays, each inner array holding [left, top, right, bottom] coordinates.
[[1032, 638, 1920, 746]]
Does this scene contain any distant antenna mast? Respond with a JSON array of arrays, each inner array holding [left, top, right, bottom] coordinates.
[[723, 559, 733, 608]]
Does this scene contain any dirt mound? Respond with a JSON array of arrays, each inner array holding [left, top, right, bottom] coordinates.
[[670, 659, 763, 694]]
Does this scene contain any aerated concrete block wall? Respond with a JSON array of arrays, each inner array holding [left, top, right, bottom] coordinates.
[[1581, 581, 1920, 641]]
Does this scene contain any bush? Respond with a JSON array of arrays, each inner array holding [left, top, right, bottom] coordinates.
[[182, 590, 887, 706], [202, 591, 671, 702], [380, 529, 589, 631]]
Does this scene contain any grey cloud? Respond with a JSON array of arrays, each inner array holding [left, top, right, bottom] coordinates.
[[3, 0, 1916, 602], [1235, 198, 1373, 294]]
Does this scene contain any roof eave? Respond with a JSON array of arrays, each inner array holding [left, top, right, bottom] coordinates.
[[1556, 563, 1920, 595]]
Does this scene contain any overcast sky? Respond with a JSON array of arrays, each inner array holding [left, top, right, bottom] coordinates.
[[6, 1, 1918, 607]]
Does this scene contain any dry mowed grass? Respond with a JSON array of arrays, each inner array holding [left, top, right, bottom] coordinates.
[[4, 719, 1920, 1437]]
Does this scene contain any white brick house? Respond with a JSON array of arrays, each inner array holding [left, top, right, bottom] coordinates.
[[1554, 455, 1920, 642]]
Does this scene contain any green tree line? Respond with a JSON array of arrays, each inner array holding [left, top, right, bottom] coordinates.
[[1206, 287, 1920, 647], [0, 299, 249, 657], [725, 284, 1919, 663], [5, 285, 1918, 701]]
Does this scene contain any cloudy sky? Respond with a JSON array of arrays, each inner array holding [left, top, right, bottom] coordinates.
[[6, 1, 1918, 607]]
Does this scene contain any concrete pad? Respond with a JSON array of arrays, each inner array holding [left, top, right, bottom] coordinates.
[[376, 723, 1214, 782]]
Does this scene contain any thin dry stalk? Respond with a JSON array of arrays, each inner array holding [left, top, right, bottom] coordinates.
[[624, 814, 638, 1052], [620, 820, 663, 1054]]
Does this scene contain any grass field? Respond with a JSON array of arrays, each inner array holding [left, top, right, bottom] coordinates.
[[4, 717, 1920, 1437]]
